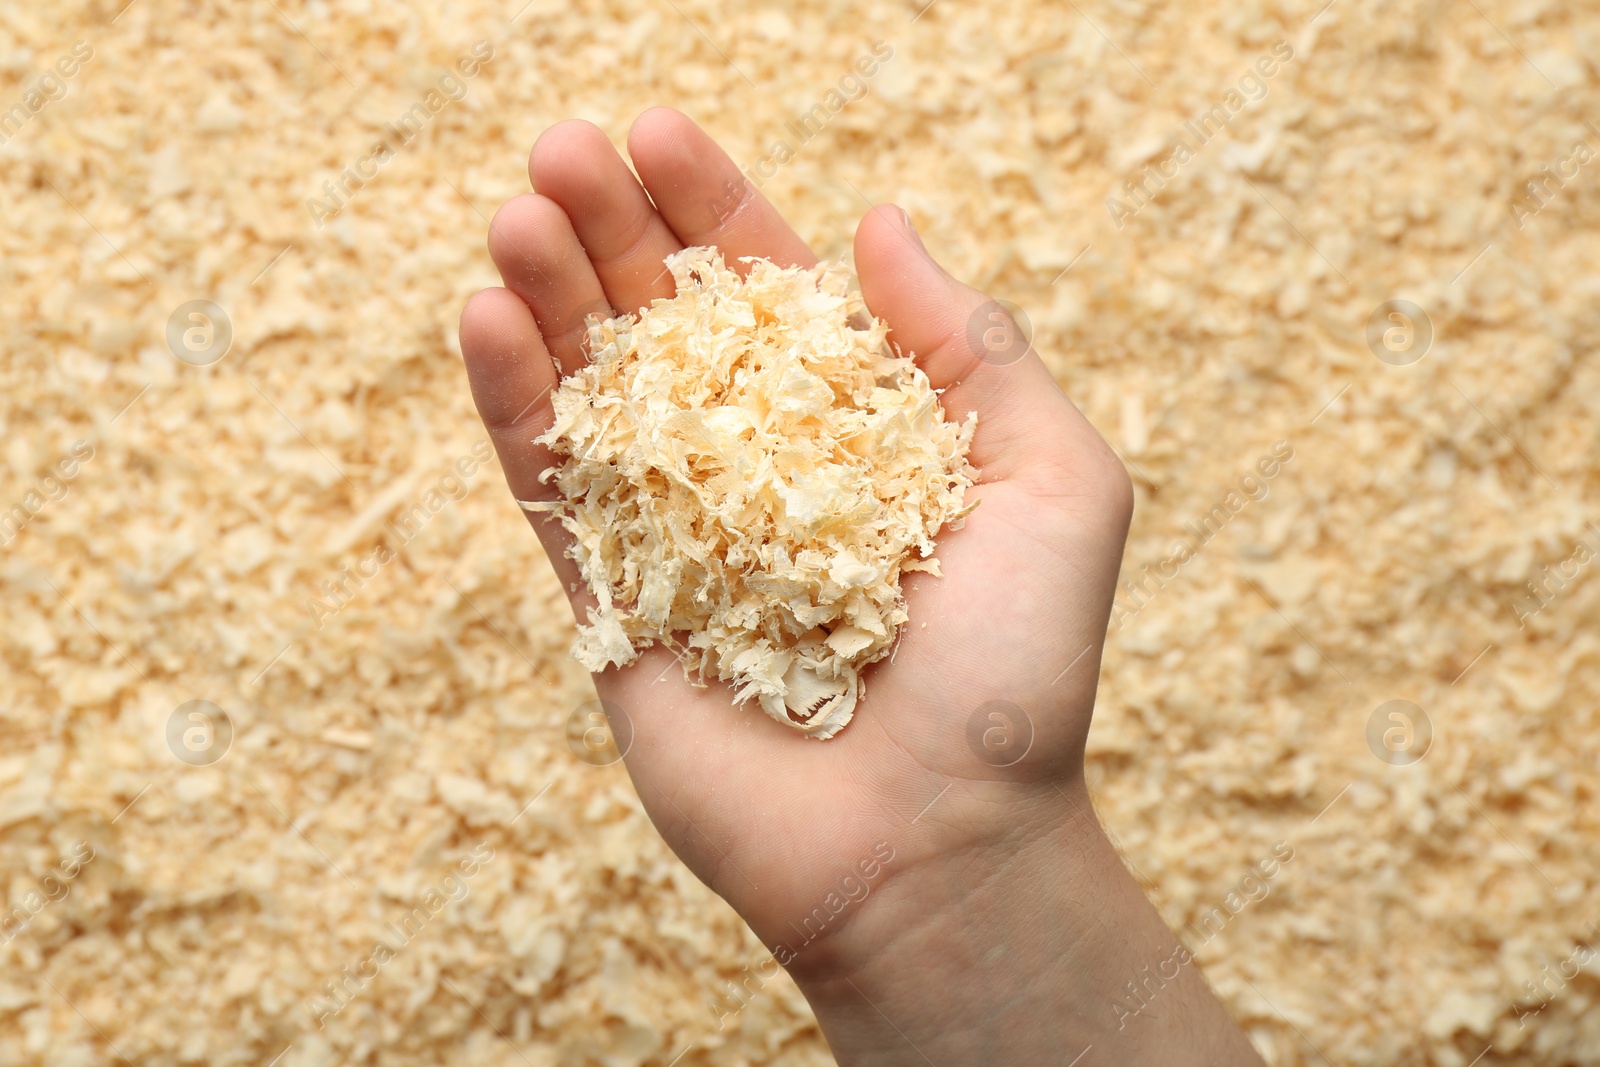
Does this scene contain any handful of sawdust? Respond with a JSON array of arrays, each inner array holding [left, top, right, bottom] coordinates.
[[523, 246, 977, 738]]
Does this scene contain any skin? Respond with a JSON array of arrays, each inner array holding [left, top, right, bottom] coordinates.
[[459, 107, 1266, 1066]]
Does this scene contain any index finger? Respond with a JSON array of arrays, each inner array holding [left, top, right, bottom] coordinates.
[[626, 107, 818, 272]]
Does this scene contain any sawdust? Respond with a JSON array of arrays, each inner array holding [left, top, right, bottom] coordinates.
[[1, 1, 1597, 1065], [526, 246, 976, 738]]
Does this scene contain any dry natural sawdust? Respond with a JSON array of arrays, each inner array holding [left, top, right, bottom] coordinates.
[[0, 1, 1597, 1066], [526, 246, 975, 738]]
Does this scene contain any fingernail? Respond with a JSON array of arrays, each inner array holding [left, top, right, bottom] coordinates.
[[898, 207, 947, 277], [899, 207, 924, 247]]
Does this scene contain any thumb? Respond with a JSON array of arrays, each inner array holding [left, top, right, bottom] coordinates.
[[853, 204, 1121, 492]]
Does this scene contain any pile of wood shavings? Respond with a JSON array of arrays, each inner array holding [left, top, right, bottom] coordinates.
[[525, 246, 977, 738]]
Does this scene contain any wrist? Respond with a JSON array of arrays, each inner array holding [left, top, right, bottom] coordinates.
[[784, 776, 1263, 1067], [777, 772, 1098, 984]]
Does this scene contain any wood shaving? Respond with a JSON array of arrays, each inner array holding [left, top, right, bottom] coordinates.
[[524, 247, 977, 737], [4, 2, 1597, 1065]]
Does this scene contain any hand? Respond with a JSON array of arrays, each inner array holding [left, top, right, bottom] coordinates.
[[459, 107, 1263, 1066]]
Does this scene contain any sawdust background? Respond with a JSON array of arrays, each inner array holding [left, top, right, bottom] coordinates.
[[1, 0, 1597, 1064]]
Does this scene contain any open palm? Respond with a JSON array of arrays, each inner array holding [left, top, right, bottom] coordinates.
[[459, 108, 1133, 972]]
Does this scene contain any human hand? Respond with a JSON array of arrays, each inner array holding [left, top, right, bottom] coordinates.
[[460, 107, 1262, 1066]]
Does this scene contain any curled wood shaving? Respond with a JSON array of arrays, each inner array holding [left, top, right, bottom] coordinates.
[[523, 246, 977, 738]]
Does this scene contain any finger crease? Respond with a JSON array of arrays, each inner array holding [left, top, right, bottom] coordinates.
[[587, 207, 663, 272]]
